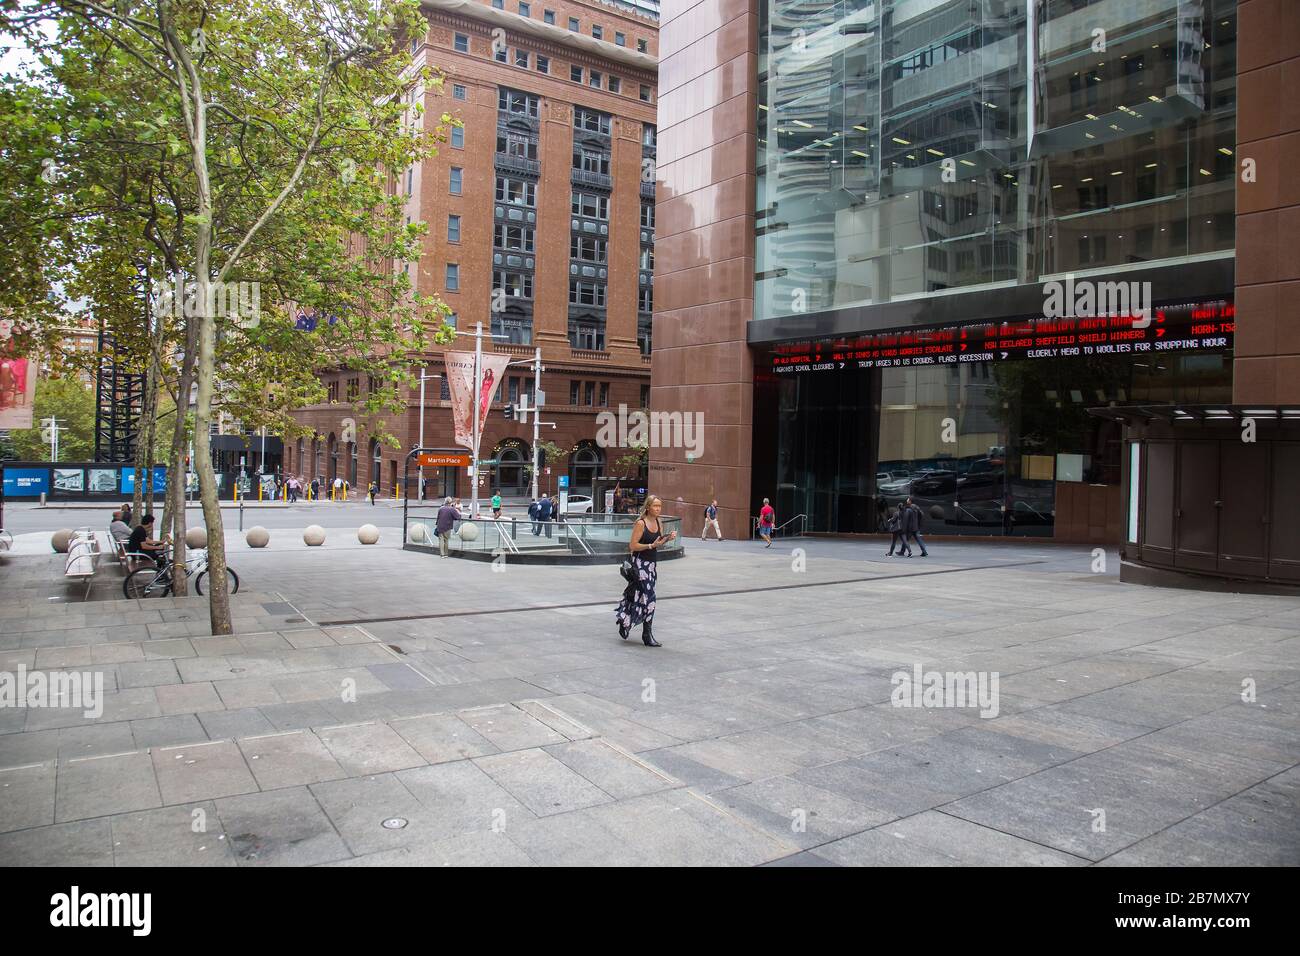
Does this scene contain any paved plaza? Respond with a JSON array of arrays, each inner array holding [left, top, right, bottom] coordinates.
[[1, 507, 1298, 866]]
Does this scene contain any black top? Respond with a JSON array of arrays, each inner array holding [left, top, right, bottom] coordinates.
[[638, 518, 660, 562]]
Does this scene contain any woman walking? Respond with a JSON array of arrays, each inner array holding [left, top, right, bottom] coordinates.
[[616, 495, 676, 647]]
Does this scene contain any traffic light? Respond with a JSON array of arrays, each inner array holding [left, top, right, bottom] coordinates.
[[504, 404, 515, 420]]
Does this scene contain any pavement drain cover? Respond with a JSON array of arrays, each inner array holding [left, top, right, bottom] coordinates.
[[382, 818, 408, 830]]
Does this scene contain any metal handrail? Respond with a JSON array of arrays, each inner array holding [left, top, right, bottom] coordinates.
[[487, 518, 520, 554], [751, 513, 808, 538]]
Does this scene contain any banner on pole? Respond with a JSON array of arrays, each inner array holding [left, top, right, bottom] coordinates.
[[0, 323, 36, 431], [444, 350, 511, 449]]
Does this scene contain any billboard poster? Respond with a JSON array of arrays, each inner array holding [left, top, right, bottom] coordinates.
[[2, 467, 49, 497], [88, 468, 118, 493], [0, 319, 37, 430], [120, 466, 167, 495], [53, 468, 85, 492], [443, 350, 511, 450]]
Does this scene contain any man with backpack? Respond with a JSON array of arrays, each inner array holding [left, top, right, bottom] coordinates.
[[701, 499, 722, 541]]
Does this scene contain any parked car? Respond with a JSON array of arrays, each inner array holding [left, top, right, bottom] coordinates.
[[562, 494, 593, 514]]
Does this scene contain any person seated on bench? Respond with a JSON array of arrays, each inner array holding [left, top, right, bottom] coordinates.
[[109, 510, 131, 545], [127, 514, 168, 568]]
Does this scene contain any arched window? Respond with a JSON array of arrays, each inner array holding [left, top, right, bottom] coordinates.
[[497, 443, 529, 495], [327, 433, 338, 482], [296, 438, 304, 475], [370, 438, 382, 489], [348, 441, 358, 485], [569, 442, 603, 495]]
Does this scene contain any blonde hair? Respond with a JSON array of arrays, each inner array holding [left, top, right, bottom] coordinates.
[[637, 495, 663, 522]]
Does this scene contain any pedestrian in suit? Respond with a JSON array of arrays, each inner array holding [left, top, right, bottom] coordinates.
[[885, 506, 905, 557], [537, 495, 553, 538], [904, 496, 929, 557], [528, 498, 540, 535]]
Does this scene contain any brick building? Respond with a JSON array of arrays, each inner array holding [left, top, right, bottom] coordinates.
[[288, 0, 659, 502]]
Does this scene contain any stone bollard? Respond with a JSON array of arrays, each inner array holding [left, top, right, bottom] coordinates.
[[457, 522, 479, 543], [357, 524, 379, 545], [51, 529, 74, 553], [246, 526, 270, 548], [186, 527, 208, 550], [408, 523, 428, 544], [303, 525, 325, 546]]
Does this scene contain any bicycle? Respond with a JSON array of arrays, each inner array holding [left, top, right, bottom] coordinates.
[[122, 545, 239, 599]]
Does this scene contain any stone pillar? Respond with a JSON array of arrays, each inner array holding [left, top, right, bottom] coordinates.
[[650, 0, 759, 538]]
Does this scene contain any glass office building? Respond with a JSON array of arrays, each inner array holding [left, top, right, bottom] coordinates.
[[749, 0, 1239, 536]]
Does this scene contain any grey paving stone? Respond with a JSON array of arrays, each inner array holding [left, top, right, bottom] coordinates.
[[130, 714, 209, 750], [308, 772, 436, 857], [237, 730, 346, 790], [151, 740, 259, 805], [459, 704, 568, 752], [155, 681, 225, 716], [0, 762, 57, 832], [56, 752, 160, 823], [544, 739, 676, 800], [395, 761, 536, 841], [714, 776, 895, 848], [474, 748, 613, 816], [316, 721, 426, 776], [256, 701, 339, 732], [116, 659, 182, 689], [197, 707, 276, 741], [0, 817, 114, 866], [109, 802, 237, 866], [639, 747, 747, 794], [56, 722, 137, 763], [215, 787, 351, 866], [388, 713, 500, 764]]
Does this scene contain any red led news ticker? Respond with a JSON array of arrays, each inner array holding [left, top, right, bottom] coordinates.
[[770, 300, 1235, 374]]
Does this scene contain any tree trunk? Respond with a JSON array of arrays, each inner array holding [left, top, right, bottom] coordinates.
[[167, 344, 197, 595], [141, 354, 160, 517]]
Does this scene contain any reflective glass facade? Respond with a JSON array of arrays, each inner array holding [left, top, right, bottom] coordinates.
[[755, 0, 1239, 320], [751, 0, 1240, 537]]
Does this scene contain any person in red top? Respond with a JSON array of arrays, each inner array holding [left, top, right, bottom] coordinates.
[[758, 498, 775, 548]]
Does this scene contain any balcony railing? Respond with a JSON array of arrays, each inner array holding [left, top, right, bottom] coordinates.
[[493, 342, 535, 356], [495, 153, 540, 177], [571, 348, 611, 361], [572, 168, 612, 190], [640, 181, 656, 200]]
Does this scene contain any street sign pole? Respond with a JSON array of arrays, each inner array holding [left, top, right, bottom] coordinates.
[[530, 346, 541, 502], [471, 321, 483, 520]]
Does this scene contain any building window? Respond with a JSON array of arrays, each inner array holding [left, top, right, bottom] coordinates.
[[327, 380, 339, 402], [615, 32, 625, 47], [637, 38, 647, 53], [449, 167, 462, 194], [584, 381, 596, 404], [494, 223, 535, 252], [572, 191, 609, 219], [568, 16, 579, 31], [492, 315, 532, 344], [570, 381, 580, 404], [514, 50, 529, 68], [570, 235, 607, 263], [608, 76, 620, 94], [440, 377, 451, 400], [573, 148, 610, 175], [592, 26, 602, 40], [573, 107, 610, 134], [454, 33, 469, 53], [445, 263, 460, 291], [494, 270, 534, 299], [638, 286, 652, 313], [599, 382, 609, 406], [639, 247, 654, 271], [495, 175, 536, 206], [453, 83, 467, 100], [495, 45, 508, 63], [405, 167, 413, 195], [640, 384, 650, 407], [448, 214, 461, 242], [568, 279, 606, 307], [589, 70, 602, 89], [492, 0, 503, 8], [544, 9, 554, 24], [450, 126, 464, 148], [497, 88, 539, 117], [641, 202, 655, 229], [570, 65, 582, 83], [518, 1, 529, 14], [639, 85, 651, 102], [642, 124, 656, 148], [497, 132, 538, 160], [536, 55, 548, 74]]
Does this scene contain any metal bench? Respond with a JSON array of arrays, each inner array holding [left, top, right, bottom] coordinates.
[[64, 529, 102, 600]]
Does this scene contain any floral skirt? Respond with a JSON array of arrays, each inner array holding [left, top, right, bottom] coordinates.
[[616, 553, 657, 627]]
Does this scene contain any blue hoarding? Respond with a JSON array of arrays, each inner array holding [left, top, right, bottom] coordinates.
[[3, 468, 50, 497], [120, 466, 167, 495]]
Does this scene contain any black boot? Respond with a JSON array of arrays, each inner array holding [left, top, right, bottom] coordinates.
[[619, 621, 630, 640], [642, 622, 661, 647]]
